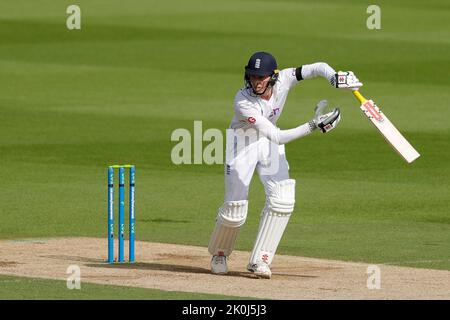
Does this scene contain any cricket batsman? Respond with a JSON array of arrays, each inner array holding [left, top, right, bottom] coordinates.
[[208, 52, 363, 278]]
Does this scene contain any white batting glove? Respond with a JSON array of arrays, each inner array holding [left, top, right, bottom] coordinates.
[[330, 71, 363, 91], [308, 100, 341, 133]]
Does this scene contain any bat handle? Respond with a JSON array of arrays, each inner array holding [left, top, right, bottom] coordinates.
[[352, 90, 367, 104]]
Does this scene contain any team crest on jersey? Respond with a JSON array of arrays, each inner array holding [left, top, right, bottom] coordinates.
[[269, 108, 280, 117], [247, 117, 256, 123]]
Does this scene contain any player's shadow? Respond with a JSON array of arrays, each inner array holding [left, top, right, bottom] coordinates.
[[42, 254, 318, 279], [86, 262, 319, 279], [86, 261, 256, 278]]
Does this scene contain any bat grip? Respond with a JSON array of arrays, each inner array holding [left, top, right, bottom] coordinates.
[[352, 90, 367, 104]]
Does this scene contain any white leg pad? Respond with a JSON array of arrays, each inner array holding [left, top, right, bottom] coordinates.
[[208, 200, 248, 256], [249, 179, 295, 266]]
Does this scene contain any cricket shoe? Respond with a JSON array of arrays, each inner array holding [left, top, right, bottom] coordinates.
[[211, 254, 228, 275], [247, 262, 272, 279]]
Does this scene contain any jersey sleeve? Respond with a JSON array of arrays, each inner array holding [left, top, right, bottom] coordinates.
[[234, 96, 313, 144], [277, 68, 299, 90], [234, 97, 261, 122], [300, 62, 336, 82]]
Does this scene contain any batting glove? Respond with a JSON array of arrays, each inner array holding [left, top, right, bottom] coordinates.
[[309, 100, 341, 133], [330, 71, 363, 91]]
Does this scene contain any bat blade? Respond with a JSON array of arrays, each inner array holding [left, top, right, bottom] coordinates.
[[353, 91, 420, 163]]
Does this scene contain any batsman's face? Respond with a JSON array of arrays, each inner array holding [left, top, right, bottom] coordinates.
[[250, 75, 271, 93]]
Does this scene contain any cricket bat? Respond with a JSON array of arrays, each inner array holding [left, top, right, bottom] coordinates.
[[352, 90, 420, 163]]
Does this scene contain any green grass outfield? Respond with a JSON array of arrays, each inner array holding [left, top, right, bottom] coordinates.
[[0, 0, 449, 298], [0, 275, 252, 299]]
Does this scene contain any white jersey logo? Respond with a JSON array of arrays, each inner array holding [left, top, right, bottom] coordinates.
[[255, 59, 261, 69]]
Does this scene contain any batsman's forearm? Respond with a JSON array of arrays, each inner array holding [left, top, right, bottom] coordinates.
[[278, 122, 314, 144], [252, 116, 313, 145], [301, 62, 336, 82]]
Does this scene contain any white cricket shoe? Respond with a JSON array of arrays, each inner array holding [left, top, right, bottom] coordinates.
[[247, 262, 272, 279], [211, 255, 228, 275]]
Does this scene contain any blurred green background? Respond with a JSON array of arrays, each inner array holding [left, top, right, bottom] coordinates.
[[0, 0, 449, 274]]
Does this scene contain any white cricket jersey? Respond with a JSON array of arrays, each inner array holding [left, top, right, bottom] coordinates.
[[228, 63, 336, 145], [230, 68, 298, 131]]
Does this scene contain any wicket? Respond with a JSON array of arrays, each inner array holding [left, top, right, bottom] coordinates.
[[107, 164, 135, 263]]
